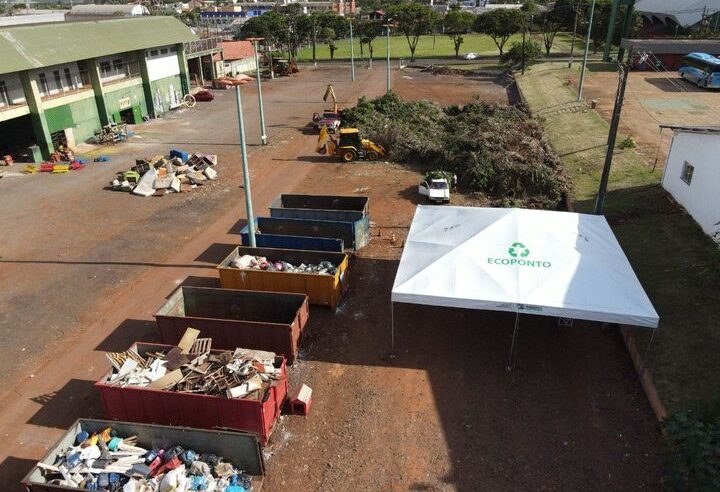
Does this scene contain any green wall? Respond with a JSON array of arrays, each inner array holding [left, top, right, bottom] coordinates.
[[69, 97, 102, 142], [150, 74, 183, 115], [105, 82, 148, 117], [45, 97, 101, 144]]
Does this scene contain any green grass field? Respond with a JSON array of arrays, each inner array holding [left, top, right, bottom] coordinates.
[[296, 32, 579, 61], [517, 62, 720, 418]]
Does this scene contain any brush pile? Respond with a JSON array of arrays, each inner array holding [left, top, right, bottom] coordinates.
[[342, 93, 569, 209]]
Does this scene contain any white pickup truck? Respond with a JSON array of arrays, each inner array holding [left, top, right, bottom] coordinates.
[[418, 178, 450, 203]]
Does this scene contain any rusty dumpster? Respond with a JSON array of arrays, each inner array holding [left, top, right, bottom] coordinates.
[[155, 286, 309, 364], [270, 193, 369, 217], [218, 246, 349, 310], [95, 342, 287, 445], [22, 419, 264, 490]]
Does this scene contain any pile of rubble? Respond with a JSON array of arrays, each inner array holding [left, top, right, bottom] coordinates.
[[36, 427, 253, 490], [104, 330, 281, 400], [229, 254, 338, 275], [111, 152, 218, 197]]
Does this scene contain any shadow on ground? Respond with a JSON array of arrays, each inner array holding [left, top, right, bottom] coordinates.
[[0, 457, 37, 491], [27, 379, 102, 429]]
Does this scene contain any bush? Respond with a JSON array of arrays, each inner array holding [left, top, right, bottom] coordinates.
[[501, 39, 544, 66], [342, 93, 568, 208], [661, 411, 720, 491]]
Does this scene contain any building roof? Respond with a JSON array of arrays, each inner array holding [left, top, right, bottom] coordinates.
[[0, 17, 197, 76], [214, 40, 255, 62], [68, 4, 148, 16], [620, 38, 720, 54], [635, 0, 720, 28]]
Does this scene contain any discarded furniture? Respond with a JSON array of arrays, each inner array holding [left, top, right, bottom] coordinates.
[[22, 419, 265, 490], [218, 246, 349, 311], [155, 287, 309, 364], [95, 342, 287, 445]]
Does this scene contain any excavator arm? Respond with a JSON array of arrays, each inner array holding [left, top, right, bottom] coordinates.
[[323, 85, 339, 113]]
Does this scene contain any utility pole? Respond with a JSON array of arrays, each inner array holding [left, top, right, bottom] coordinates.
[[595, 47, 633, 215], [384, 23, 391, 93], [235, 85, 257, 246], [568, 3, 580, 68], [350, 19, 356, 81], [521, 22, 527, 75], [248, 38, 267, 145], [577, 0, 596, 102]]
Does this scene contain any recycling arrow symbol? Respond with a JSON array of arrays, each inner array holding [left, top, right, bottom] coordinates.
[[508, 242, 530, 258]]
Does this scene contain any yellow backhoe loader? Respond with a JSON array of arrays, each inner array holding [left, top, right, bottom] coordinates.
[[316, 126, 385, 163]]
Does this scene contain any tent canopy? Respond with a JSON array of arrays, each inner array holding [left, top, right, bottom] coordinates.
[[391, 207, 659, 328]]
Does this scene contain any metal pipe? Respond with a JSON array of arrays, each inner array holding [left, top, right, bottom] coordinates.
[[350, 21, 356, 82], [235, 86, 256, 247], [507, 312, 521, 372], [252, 41, 267, 145], [386, 25, 391, 93], [578, 0, 596, 102]]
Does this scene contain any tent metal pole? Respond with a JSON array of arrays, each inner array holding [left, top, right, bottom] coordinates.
[[647, 328, 657, 350], [507, 312, 521, 372], [390, 301, 395, 355]]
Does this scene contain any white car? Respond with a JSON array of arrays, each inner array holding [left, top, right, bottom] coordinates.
[[419, 178, 450, 203], [463, 53, 479, 60]]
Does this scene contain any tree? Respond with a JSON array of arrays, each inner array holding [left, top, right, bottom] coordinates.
[[444, 10, 475, 58], [589, 0, 642, 53], [320, 27, 338, 60], [236, 11, 287, 54], [474, 9, 525, 58], [387, 3, 438, 62], [358, 20, 382, 67], [501, 39, 543, 66], [540, 5, 563, 55], [297, 13, 321, 64]]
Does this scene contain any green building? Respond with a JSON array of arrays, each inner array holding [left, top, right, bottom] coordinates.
[[0, 16, 199, 160]]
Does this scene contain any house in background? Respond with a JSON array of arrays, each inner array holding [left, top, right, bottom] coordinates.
[[215, 41, 257, 76], [661, 125, 720, 242]]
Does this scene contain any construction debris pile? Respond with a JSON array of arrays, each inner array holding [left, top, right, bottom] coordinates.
[[342, 93, 569, 209], [111, 151, 219, 197], [36, 427, 253, 491], [104, 336, 281, 400], [229, 254, 338, 275]]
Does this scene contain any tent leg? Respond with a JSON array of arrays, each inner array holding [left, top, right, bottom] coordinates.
[[390, 301, 395, 356], [646, 328, 657, 350], [506, 313, 521, 372]]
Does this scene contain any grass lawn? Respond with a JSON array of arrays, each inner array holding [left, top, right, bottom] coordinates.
[[297, 32, 577, 61], [517, 62, 720, 418]]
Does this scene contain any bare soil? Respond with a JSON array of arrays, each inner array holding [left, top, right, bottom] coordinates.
[[0, 64, 661, 491]]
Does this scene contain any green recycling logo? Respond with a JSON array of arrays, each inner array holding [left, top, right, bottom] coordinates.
[[508, 242, 530, 258]]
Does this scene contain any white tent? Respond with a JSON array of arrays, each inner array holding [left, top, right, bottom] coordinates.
[[391, 207, 659, 356]]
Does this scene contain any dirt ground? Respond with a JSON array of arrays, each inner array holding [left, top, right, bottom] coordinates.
[[0, 63, 662, 491], [580, 69, 720, 166]]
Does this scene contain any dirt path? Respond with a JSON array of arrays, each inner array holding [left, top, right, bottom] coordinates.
[[0, 65, 662, 491]]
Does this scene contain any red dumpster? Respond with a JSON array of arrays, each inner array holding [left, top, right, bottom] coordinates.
[[95, 342, 287, 445], [155, 286, 309, 364]]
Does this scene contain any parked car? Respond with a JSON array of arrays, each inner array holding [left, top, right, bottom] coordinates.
[[463, 52, 479, 60], [312, 110, 341, 132], [193, 89, 215, 102], [418, 178, 450, 203]]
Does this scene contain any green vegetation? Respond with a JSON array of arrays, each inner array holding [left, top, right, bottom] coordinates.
[[517, 63, 720, 488], [342, 93, 568, 208], [661, 411, 720, 491], [298, 33, 529, 61]]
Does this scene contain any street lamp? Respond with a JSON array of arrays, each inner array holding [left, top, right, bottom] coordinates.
[[217, 77, 257, 247], [382, 22, 395, 93], [349, 17, 356, 82], [247, 37, 268, 145]]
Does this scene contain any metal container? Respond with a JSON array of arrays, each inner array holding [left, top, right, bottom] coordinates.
[[269, 193, 369, 218], [247, 216, 364, 251], [22, 419, 264, 491], [218, 246, 349, 311], [240, 223, 344, 252], [95, 342, 287, 445], [155, 286, 309, 364]]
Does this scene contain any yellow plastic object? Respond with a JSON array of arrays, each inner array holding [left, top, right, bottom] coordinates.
[[24, 165, 38, 174], [52, 164, 70, 173]]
